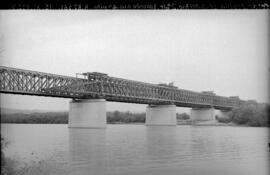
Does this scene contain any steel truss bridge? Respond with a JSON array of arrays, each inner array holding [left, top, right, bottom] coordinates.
[[0, 66, 247, 110]]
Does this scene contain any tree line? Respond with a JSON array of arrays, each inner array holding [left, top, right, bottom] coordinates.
[[0, 111, 146, 124], [2, 105, 268, 127], [0, 111, 191, 124], [216, 103, 269, 127]]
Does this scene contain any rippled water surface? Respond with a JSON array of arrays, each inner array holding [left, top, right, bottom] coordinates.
[[1, 124, 269, 175]]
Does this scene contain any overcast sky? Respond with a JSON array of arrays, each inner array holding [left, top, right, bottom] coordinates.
[[0, 10, 269, 112]]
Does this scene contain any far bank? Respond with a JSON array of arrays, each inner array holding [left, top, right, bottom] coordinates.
[[1, 103, 269, 127]]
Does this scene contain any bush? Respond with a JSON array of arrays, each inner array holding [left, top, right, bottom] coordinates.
[[176, 113, 190, 120], [216, 115, 231, 123], [228, 103, 269, 126], [1, 112, 69, 124], [107, 111, 145, 123], [1, 111, 146, 124]]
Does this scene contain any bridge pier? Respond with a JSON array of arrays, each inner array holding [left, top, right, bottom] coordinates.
[[68, 99, 106, 129], [190, 108, 215, 121], [145, 105, 176, 126]]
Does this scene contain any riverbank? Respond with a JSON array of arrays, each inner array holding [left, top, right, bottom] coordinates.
[[112, 120, 238, 126], [1, 105, 268, 127], [1, 121, 259, 127], [216, 103, 269, 127], [0, 111, 145, 124], [177, 120, 237, 126]]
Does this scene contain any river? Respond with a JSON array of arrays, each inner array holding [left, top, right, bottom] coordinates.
[[1, 124, 269, 175]]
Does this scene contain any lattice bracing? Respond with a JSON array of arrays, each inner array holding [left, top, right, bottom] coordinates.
[[0, 66, 87, 98], [0, 66, 245, 110]]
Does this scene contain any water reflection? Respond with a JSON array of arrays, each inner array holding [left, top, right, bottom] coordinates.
[[68, 128, 107, 175], [145, 126, 178, 166], [188, 126, 243, 162], [189, 127, 218, 160], [2, 124, 269, 175]]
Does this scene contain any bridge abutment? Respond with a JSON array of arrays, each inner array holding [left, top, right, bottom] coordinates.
[[68, 99, 106, 129], [145, 105, 176, 126], [190, 108, 215, 121]]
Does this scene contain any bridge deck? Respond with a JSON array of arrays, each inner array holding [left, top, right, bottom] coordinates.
[[0, 66, 245, 110]]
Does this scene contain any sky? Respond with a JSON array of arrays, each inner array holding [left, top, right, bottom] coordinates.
[[0, 10, 269, 113]]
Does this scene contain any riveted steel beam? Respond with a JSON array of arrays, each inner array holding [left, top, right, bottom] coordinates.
[[0, 66, 243, 110]]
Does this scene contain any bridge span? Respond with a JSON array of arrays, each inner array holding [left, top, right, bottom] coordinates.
[[0, 66, 250, 128]]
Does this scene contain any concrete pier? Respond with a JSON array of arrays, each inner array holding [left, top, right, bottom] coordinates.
[[145, 105, 176, 126], [190, 108, 215, 121], [68, 99, 106, 128]]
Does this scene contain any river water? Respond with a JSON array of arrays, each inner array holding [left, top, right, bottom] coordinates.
[[1, 124, 269, 175]]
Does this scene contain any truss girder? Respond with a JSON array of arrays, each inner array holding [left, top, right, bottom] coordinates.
[[0, 66, 242, 110], [0, 66, 86, 98]]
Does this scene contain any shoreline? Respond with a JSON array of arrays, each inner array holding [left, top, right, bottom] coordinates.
[[1, 122, 266, 127], [177, 120, 261, 127]]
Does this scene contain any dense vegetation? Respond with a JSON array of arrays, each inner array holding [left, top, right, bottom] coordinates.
[[1, 111, 191, 124], [216, 103, 269, 127], [0, 111, 146, 124], [1, 135, 14, 175], [107, 111, 145, 123], [1, 112, 69, 124], [176, 113, 190, 120], [1, 105, 268, 127]]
